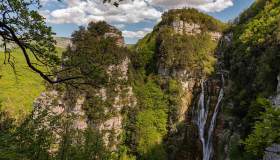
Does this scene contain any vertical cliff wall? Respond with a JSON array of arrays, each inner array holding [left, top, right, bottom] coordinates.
[[132, 9, 226, 160], [29, 4, 280, 159], [33, 22, 137, 156]]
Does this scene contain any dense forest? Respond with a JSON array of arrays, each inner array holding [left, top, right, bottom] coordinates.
[[0, 0, 280, 160]]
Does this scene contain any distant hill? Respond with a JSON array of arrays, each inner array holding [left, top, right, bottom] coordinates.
[[0, 37, 71, 51], [54, 37, 71, 49]]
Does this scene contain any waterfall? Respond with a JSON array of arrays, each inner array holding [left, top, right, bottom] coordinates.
[[194, 75, 224, 160]]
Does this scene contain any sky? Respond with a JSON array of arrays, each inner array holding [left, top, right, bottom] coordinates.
[[40, 0, 255, 44]]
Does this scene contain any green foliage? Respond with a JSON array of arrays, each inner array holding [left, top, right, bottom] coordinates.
[[136, 109, 168, 160], [133, 79, 167, 111], [57, 126, 109, 160], [167, 79, 182, 124], [0, 109, 56, 160], [244, 107, 280, 158], [237, 0, 278, 24], [119, 146, 136, 160], [0, 49, 44, 119], [133, 8, 223, 77], [221, 0, 280, 157], [62, 21, 129, 87], [0, 0, 62, 83], [0, 109, 110, 160], [126, 8, 225, 159], [157, 27, 217, 75], [132, 31, 158, 74], [223, 0, 280, 131], [0, 48, 64, 120], [243, 97, 271, 129], [132, 79, 168, 159]]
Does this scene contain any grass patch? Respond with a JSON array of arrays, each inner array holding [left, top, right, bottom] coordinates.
[[0, 48, 63, 120]]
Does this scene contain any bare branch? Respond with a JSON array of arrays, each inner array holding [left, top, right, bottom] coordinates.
[[0, 21, 83, 84]]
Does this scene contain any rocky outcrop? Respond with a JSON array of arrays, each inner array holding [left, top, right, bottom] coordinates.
[[172, 21, 201, 35], [33, 90, 88, 153], [104, 25, 125, 46], [271, 73, 280, 106], [264, 144, 280, 160], [95, 58, 137, 150], [34, 90, 87, 130], [263, 74, 280, 160], [34, 56, 136, 151], [208, 32, 222, 41], [155, 10, 224, 159], [171, 20, 222, 41], [33, 23, 135, 153]]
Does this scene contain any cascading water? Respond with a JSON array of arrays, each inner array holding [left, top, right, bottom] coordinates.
[[194, 75, 224, 160]]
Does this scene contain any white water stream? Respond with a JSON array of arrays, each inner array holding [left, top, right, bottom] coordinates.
[[194, 75, 224, 160]]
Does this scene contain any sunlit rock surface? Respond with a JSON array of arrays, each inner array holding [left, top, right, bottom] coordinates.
[[172, 20, 221, 41], [264, 144, 280, 160]]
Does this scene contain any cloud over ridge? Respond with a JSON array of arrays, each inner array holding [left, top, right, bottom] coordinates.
[[41, 0, 233, 39]]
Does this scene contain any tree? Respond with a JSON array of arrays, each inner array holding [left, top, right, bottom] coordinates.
[[244, 107, 280, 158], [0, 0, 124, 84], [0, 0, 86, 84]]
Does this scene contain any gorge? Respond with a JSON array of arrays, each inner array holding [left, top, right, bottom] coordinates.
[[0, 0, 280, 160]]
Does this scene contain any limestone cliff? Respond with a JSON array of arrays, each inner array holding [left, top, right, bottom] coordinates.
[[28, 5, 280, 160], [33, 22, 136, 154], [132, 8, 226, 160]]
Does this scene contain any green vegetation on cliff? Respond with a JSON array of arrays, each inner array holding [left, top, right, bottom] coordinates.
[[221, 0, 280, 158], [132, 78, 168, 159], [126, 8, 225, 160], [133, 9, 224, 77], [157, 27, 217, 75], [244, 106, 280, 157], [0, 21, 130, 160]]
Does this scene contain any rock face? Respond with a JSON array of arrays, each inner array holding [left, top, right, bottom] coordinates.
[[157, 65, 201, 160], [33, 24, 135, 153], [208, 32, 222, 41], [33, 90, 88, 153], [156, 12, 223, 159], [172, 20, 201, 35], [171, 20, 222, 41], [263, 144, 280, 160], [104, 26, 125, 46], [263, 73, 280, 160], [271, 73, 280, 106], [32, 10, 227, 159], [94, 57, 137, 150], [34, 90, 87, 130], [34, 57, 136, 151]]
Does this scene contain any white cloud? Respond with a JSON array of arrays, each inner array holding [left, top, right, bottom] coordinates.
[[41, 0, 161, 25], [193, 0, 234, 12], [41, 0, 234, 41], [122, 28, 153, 38], [114, 24, 126, 29], [41, 0, 233, 25], [40, 0, 57, 5]]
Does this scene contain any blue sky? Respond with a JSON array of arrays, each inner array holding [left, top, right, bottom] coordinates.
[[41, 0, 255, 44]]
